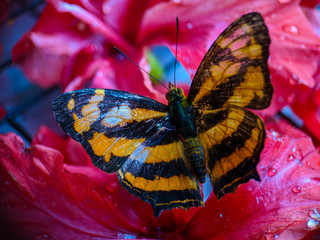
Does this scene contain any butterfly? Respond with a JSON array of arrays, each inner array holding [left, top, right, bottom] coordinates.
[[52, 12, 273, 217]]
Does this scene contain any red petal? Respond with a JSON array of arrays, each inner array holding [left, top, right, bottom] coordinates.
[[0, 133, 162, 238], [32, 125, 92, 166]]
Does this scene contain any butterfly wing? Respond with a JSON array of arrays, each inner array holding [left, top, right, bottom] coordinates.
[[187, 13, 272, 198], [117, 121, 203, 217], [187, 12, 273, 110], [196, 107, 265, 198], [52, 88, 202, 216]]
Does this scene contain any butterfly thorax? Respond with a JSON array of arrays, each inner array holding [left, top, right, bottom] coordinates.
[[166, 87, 206, 183]]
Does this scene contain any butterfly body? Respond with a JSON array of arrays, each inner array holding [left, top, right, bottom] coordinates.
[[52, 12, 273, 217], [166, 86, 206, 183]]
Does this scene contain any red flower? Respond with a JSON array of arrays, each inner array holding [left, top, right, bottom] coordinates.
[[3, 0, 320, 238], [1, 120, 319, 239]]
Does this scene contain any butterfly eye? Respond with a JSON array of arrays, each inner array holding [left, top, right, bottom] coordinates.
[[177, 88, 183, 94], [165, 92, 171, 100]]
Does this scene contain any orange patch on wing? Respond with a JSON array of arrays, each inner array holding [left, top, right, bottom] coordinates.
[[73, 90, 105, 133], [88, 132, 145, 162], [123, 172, 198, 192], [222, 65, 265, 108]]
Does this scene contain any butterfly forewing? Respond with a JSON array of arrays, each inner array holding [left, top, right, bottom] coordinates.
[[188, 12, 272, 198], [52, 88, 202, 216], [187, 12, 273, 111]]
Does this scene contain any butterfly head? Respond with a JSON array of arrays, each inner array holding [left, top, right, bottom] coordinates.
[[166, 85, 186, 103]]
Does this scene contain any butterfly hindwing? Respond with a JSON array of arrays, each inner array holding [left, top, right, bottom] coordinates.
[[117, 122, 202, 216], [52, 88, 202, 216], [187, 12, 273, 111], [196, 106, 265, 198]]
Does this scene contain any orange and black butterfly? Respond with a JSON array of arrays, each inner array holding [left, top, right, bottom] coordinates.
[[52, 12, 273, 217]]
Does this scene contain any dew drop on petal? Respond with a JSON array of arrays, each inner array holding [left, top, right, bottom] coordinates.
[[172, 0, 182, 4], [220, 213, 223, 218], [104, 195, 119, 210], [287, 155, 294, 162], [142, 226, 148, 234], [106, 181, 119, 192], [289, 73, 299, 85], [77, 21, 86, 31], [282, 25, 299, 35], [187, 22, 193, 29], [279, 35, 286, 41], [309, 208, 320, 220], [292, 186, 301, 193], [307, 219, 320, 230], [262, 233, 279, 240], [268, 168, 277, 177]]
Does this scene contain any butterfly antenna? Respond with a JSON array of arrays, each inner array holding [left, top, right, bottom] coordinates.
[[174, 17, 179, 88], [114, 47, 169, 90]]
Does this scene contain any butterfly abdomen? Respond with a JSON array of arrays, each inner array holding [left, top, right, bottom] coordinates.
[[184, 137, 206, 183]]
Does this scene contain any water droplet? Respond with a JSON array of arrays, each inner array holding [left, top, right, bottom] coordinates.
[[279, 35, 286, 41], [287, 155, 294, 162], [77, 21, 86, 31], [172, 0, 182, 3], [276, 65, 283, 70], [104, 196, 118, 210], [106, 182, 119, 192], [282, 25, 299, 35], [187, 22, 193, 29], [292, 186, 301, 193], [289, 73, 299, 85], [262, 233, 279, 240], [268, 168, 277, 177], [33, 233, 53, 240], [142, 226, 148, 233], [278, 0, 293, 3], [309, 208, 320, 220], [219, 213, 223, 218], [307, 218, 320, 229]]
